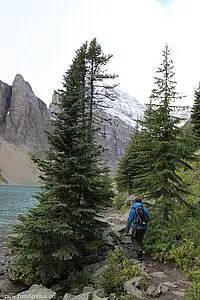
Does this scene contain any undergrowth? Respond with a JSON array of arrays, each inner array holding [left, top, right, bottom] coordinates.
[[144, 203, 200, 299], [91, 248, 140, 296]]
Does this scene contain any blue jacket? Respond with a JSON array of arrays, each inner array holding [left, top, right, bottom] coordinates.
[[126, 202, 150, 231]]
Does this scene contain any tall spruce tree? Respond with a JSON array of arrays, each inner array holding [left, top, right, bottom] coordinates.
[[10, 41, 115, 285], [116, 45, 196, 219], [191, 82, 200, 140]]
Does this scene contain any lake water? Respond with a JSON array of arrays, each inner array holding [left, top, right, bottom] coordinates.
[[0, 185, 40, 230]]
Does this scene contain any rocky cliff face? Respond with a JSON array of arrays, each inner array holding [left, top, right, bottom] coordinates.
[[1, 75, 50, 152], [0, 75, 192, 179], [0, 81, 12, 130], [49, 92, 134, 172], [96, 109, 133, 172]]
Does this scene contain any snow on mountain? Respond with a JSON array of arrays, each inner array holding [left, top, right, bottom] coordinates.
[[171, 107, 191, 123], [101, 89, 144, 127], [102, 88, 191, 127]]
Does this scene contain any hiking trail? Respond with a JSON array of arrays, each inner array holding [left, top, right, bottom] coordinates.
[[104, 208, 191, 300], [0, 209, 191, 300]]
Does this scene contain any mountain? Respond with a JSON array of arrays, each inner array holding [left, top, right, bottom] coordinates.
[[1, 74, 50, 152], [0, 75, 192, 183], [49, 89, 144, 172], [101, 89, 144, 127]]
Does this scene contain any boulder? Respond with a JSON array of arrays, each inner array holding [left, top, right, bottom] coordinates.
[[4, 284, 56, 300], [172, 290, 185, 297], [123, 277, 145, 299], [82, 287, 94, 293], [63, 294, 75, 300], [63, 292, 108, 300], [147, 283, 169, 297], [163, 281, 177, 288], [151, 271, 167, 278], [154, 283, 169, 296]]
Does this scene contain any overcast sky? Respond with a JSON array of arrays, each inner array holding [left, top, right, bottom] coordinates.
[[0, 0, 199, 106]]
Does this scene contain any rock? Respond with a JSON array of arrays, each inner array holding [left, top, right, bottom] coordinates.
[[83, 261, 106, 279], [67, 292, 92, 300], [129, 259, 144, 265], [151, 271, 167, 278], [93, 296, 108, 300], [123, 277, 145, 299], [4, 284, 56, 300], [147, 283, 169, 297], [103, 230, 116, 248], [92, 289, 105, 298], [0, 266, 5, 275], [154, 283, 169, 296], [172, 290, 185, 297], [120, 236, 132, 246], [163, 281, 177, 288], [146, 285, 156, 296], [63, 293, 75, 300], [82, 287, 94, 293], [138, 265, 151, 279], [118, 211, 129, 224], [108, 293, 117, 300], [50, 279, 68, 293]]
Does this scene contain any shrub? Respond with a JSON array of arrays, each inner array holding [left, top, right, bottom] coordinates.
[[113, 192, 128, 210], [91, 249, 139, 296], [169, 239, 200, 272], [184, 282, 200, 300]]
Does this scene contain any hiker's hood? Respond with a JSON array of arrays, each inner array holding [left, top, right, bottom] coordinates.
[[132, 202, 143, 209]]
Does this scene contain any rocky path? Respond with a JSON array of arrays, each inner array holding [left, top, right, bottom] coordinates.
[[105, 209, 191, 300], [0, 209, 191, 300]]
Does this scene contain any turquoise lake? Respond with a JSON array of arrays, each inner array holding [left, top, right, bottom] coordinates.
[[0, 185, 40, 230]]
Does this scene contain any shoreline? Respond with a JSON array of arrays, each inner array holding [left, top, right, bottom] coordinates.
[[0, 183, 41, 187], [0, 227, 25, 299]]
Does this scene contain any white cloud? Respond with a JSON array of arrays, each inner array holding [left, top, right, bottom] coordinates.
[[0, 0, 199, 106], [166, 0, 200, 104]]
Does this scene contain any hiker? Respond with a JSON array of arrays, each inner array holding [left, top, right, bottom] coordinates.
[[125, 196, 150, 261]]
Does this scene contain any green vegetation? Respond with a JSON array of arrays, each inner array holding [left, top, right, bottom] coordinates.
[[113, 191, 128, 210], [191, 82, 200, 143], [116, 45, 197, 220], [9, 39, 116, 285], [91, 249, 140, 296], [8, 41, 200, 298], [143, 202, 200, 299], [115, 45, 200, 298]]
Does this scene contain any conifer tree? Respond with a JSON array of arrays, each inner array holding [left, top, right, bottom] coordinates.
[[86, 38, 118, 127], [191, 82, 200, 140], [10, 41, 115, 285], [116, 45, 196, 219], [115, 127, 147, 193]]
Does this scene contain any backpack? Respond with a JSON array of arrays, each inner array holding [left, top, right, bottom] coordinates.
[[134, 205, 147, 225]]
